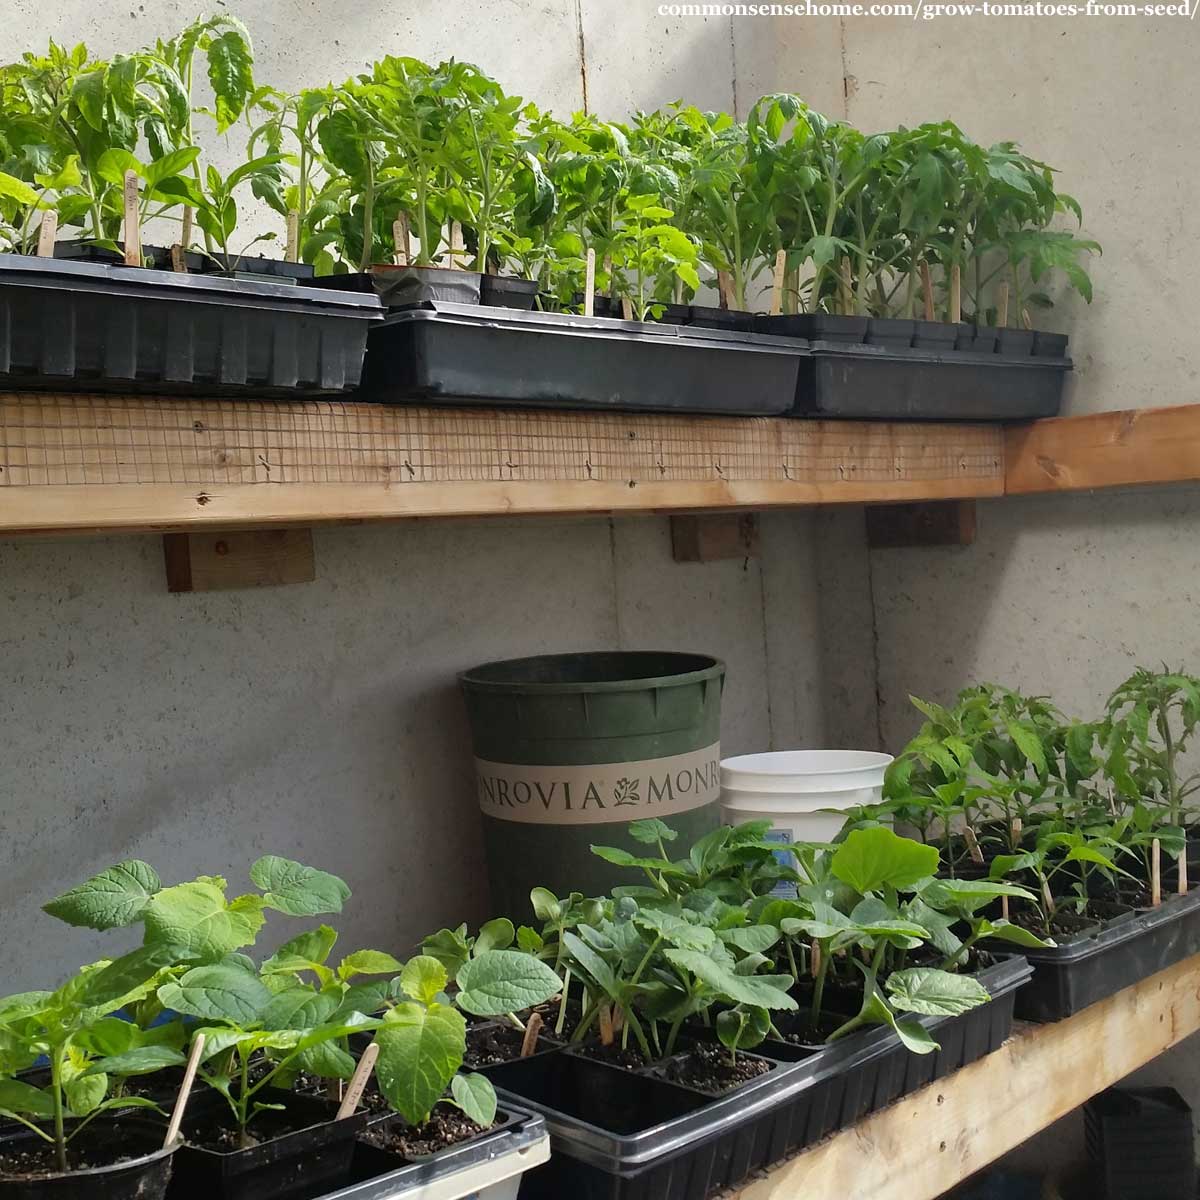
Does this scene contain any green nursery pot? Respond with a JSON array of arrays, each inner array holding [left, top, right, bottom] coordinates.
[[460, 651, 726, 919]]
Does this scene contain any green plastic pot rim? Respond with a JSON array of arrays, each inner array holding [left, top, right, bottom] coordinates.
[[460, 651, 726, 695]]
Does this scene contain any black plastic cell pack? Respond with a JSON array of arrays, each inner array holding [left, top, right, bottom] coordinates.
[[755, 313, 1070, 421], [1084, 1088, 1195, 1200], [483, 957, 1031, 1200], [1005, 888, 1200, 1022], [0, 254, 382, 395], [359, 302, 806, 415]]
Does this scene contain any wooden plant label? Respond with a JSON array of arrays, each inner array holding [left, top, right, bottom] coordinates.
[[810, 940, 821, 978], [285, 209, 300, 263], [1041, 876, 1056, 916], [598, 1004, 614, 1046], [1179, 848, 1189, 895], [449, 220, 465, 268], [337, 1042, 379, 1119], [1021, 307, 1033, 331], [1000, 894, 1010, 921], [839, 257, 853, 316], [716, 269, 734, 310], [963, 825, 984, 865], [123, 169, 141, 266], [36, 211, 57, 257], [770, 248, 786, 316], [997, 280, 1010, 328], [181, 205, 193, 251], [164, 1033, 206, 1148], [521, 1012, 545, 1058], [584, 247, 596, 316], [950, 262, 962, 324], [392, 215, 411, 266], [620, 297, 634, 321], [170, 244, 188, 273], [1151, 838, 1162, 908]]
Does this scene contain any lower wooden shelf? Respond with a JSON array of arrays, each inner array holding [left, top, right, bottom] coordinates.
[[728, 954, 1200, 1200]]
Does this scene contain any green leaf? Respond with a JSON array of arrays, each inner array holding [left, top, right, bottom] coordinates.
[[399, 956, 448, 1007], [65, 1074, 106, 1117], [977, 919, 1056, 950], [143, 147, 201, 190], [562, 932, 618, 1000], [0, 172, 40, 207], [715, 1004, 770, 1054], [529, 889, 561, 923], [375, 1003, 466, 1126], [43, 861, 161, 930], [0, 1080, 54, 1118], [474, 919, 515, 956], [831, 828, 940, 895], [262, 926, 338, 976], [420, 927, 471, 977], [516, 926, 544, 954], [85, 1045, 187, 1078], [260, 987, 340, 1031], [143, 881, 265, 961], [634, 908, 716, 951], [207, 30, 254, 132], [456, 951, 562, 1017], [589, 846, 674, 872], [1005, 721, 1047, 775], [74, 1017, 137, 1058], [77, 942, 189, 1009], [72, 69, 108, 131], [95, 149, 145, 188], [339, 950, 405, 979], [886, 968, 990, 1017], [249, 857, 350, 916], [781, 900, 855, 942], [919, 878, 1037, 914], [717, 925, 781, 955], [293, 1039, 357, 1081], [451, 1072, 497, 1127], [628, 819, 679, 845], [663, 950, 797, 1010], [158, 961, 272, 1024], [861, 987, 939, 1054]]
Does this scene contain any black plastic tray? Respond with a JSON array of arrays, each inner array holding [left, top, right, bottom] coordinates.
[[0, 254, 381, 395], [486, 957, 1030, 1200], [317, 1106, 547, 1199], [359, 303, 805, 415], [793, 340, 1069, 421], [1003, 888, 1200, 1022], [1084, 1088, 1195, 1200]]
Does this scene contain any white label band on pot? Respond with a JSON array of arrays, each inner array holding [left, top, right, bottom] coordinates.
[[476, 743, 721, 826]]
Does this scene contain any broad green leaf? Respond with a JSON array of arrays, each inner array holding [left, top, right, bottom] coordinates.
[[456, 951, 562, 1017], [717, 925, 781, 955], [663, 950, 797, 1011], [399, 956, 448, 1006], [85, 1045, 187, 1078], [0, 172, 39, 207], [95, 149, 145, 187], [474, 919, 515, 956], [339, 950, 404, 979], [376, 1002, 466, 1126], [73, 1016, 137, 1058], [207, 30, 254, 132], [143, 147, 201, 189], [716, 1004, 770, 1053], [262, 926, 338, 976], [158, 961, 271, 1024], [529, 889, 561, 923], [589, 846, 674, 872], [43, 861, 161, 930], [1005, 720, 1047, 774], [294, 1040, 356, 1081], [849, 897, 929, 941], [451, 1072, 497, 1127], [77, 942, 189, 1010], [190, 1027, 245, 1062], [781, 900, 855, 942], [143, 881, 264, 960], [861, 988, 938, 1054], [72, 69, 107, 131], [919, 878, 1037, 914], [260, 987, 340, 1031], [65, 1074, 106, 1117], [420, 926, 471, 977], [832, 828, 940, 895], [628, 818, 679, 845], [0, 1080, 54, 1117], [249, 856, 350, 916], [978, 919, 1056, 950], [886, 968, 990, 1017], [562, 932, 619, 999], [516, 926, 544, 954], [634, 908, 716, 951]]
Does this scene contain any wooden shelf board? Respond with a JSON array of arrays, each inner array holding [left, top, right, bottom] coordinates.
[[0, 392, 1004, 534], [1006, 403, 1200, 495], [728, 954, 1200, 1200]]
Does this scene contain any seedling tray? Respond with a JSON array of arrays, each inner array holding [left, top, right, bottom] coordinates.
[[0, 254, 382, 395], [1002, 888, 1200, 1022], [318, 1108, 549, 1200], [791, 339, 1070, 422], [484, 957, 1029, 1200], [358, 302, 804, 415]]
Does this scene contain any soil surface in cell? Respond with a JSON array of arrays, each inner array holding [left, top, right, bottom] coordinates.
[[182, 1104, 330, 1152], [463, 1023, 555, 1068], [574, 1042, 647, 1071], [663, 1043, 771, 1094], [0, 1124, 157, 1177], [362, 1107, 491, 1158]]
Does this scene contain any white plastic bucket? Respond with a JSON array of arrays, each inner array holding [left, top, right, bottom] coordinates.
[[720, 749, 894, 846]]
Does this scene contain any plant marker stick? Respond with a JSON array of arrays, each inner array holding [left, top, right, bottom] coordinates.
[[770, 248, 786, 316], [393, 215, 411, 266], [450, 221, 465, 269], [1012, 817, 1023, 849], [1041, 876, 1056, 917], [839, 257, 853, 316], [920, 261, 934, 321], [181, 205, 193, 251], [285, 209, 299, 263], [36, 211, 57, 257], [170, 244, 187, 273], [810, 939, 821, 978], [520, 1012, 544, 1059], [336, 1042, 379, 1120], [1179, 847, 1189, 895], [997, 280, 1010, 328], [1152, 838, 1162, 908], [599, 1003, 614, 1046], [950, 262, 962, 324], [1001, 894, 1010, 921], [604, 254, 614, 299], [716, 269, 734, 311], [163, 1033, 206, 1148], [584, 248, 596, 316], [963, 824, 984, 865], [123, 170, 140, 267], [621, 297, 633, 321], [1022, 307, 1033, 331]]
